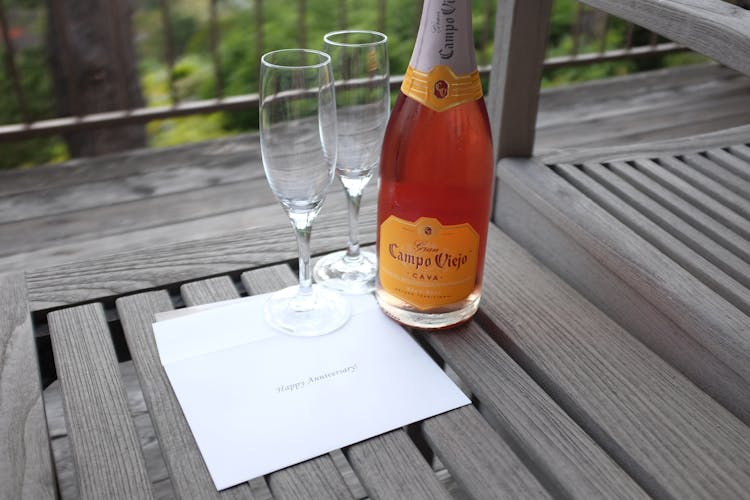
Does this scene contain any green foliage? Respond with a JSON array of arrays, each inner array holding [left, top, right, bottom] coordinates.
[[0, 0, 704, 169], [0, 46, 67, 168]]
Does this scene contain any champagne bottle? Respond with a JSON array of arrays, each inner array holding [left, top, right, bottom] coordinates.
[[376, 0, 494, 329]]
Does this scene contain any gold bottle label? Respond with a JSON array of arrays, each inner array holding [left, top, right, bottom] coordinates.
[[401, 64, 483, 112], [379, 216, 480, 310]]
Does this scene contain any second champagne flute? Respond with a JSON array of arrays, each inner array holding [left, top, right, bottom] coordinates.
[[313, 30, 390, 294]]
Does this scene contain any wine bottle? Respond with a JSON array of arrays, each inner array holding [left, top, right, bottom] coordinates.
[[376, 0, 494, 329]]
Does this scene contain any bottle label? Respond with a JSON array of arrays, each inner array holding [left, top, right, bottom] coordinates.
[[401, 65, 483, 112], [379, 215, 480, 310]]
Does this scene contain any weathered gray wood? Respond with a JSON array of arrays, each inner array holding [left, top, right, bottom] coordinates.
[[539, 125, 750, 165], [421, 405, 552, 500], [421, 322, 646, 499], [579, 0, 750, 75], [705, 147, 750, 183], [0, 177, 277, 258], [612, 159, 750, 263], [0, 159, 265, 225], [0, 273, 56, 500], [729, 144, 750, 164], [346, 430, 453, 500], [575, 162, 750, 302], [115, 290, 259, 499], [0, 130, 259, 197], [682, 152, 750, 199], [538, 92, 750, 153], [555, 164, 750, 314], [26, 203, 375, 311], [495, 158, 750, 424], [47, 303, 154, 499], [181, 272, 353, 500], [632, 157, 750, 243], [0, 203, 286, 276], [488, 0, 552, 159], [494, 174, 750, 429], [658, 155, 750, 221], [480, 222, 750, 498]]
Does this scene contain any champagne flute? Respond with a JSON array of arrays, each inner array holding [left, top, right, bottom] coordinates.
[[313, 30, 390, 294], [259, 49, 349, 336]]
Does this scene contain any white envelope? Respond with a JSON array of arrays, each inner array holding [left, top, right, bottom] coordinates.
[[152, 293, 470, 490]]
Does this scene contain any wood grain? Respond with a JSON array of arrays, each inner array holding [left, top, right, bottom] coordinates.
[[579, 0, 750, 75], [480, 222, 750, 498], [116, 290, 259, 499], [611, 159, 750, 262], [565, 162, 750, 313], [633, 157, 750, 243], [47, 303, 154, 499], [421, 322, 646, 499], [496, 157, 750, 423], [26, 202, 376, 311], [346, 430, 453, 500], [488, 0, 553, 159], [494, 175, 750, 429], [421, 405, 553, 500], [0, 273, 56, 500]]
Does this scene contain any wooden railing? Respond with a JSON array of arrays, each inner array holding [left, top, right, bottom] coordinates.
[[0, 0, 727, 144]]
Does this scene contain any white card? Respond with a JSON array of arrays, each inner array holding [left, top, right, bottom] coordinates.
[[152, 293, 470, 490]]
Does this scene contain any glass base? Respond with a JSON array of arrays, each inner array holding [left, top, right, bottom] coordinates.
[[264, 284, 350, 337], [313, 249, 377, 294]]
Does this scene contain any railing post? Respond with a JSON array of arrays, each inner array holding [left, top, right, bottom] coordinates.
[[487, 0, 552, 161]]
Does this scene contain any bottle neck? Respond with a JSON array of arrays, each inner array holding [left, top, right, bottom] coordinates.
[[401, 0, 482, 112], [409, 0, 477, 76]]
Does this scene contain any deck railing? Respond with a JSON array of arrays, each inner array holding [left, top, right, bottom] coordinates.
[[0, 0, 724, 144]]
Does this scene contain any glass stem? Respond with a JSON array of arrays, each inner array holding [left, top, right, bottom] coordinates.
[[345, 190, 362, 261], [290, 213, 314, 297]]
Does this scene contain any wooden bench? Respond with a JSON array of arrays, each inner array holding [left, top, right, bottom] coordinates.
[[492, 0, 750, 425], [2, 0, 750, 498]]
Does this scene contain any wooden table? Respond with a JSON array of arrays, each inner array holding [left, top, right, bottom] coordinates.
[[3, 194, 750, 499]]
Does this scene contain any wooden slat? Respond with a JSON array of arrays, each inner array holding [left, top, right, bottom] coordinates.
[[682, 152, 750, 199], [421, 405, 553, 500], [538, 125, 750, 165], [488, 0, 553, 159], [537, 91, 750, 152], [0, 203, 286, 275], [632, 157, 750, 243], [479, 223, 750, 498], [658, 156, 750, 220], [555, 164, 750, 314], [495, 158, 750, 424], [0, 176, 277, 258], [421, 322, 646, 499], [0, 155, 264, 225], [181, 271, 353, 500], [579, 0, 750, 75], [704, 148, 750, 184], [728, 144, 750, 164], [0, 133, 260, 198], [116, 290, 259, 499], [346, 430, 453, 500], [26, 202, 374, 311], [612, 159, 750, 263], [0, 273, 56, 500], [47, 303, 154, 499], [588, 162, 750, 290]]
